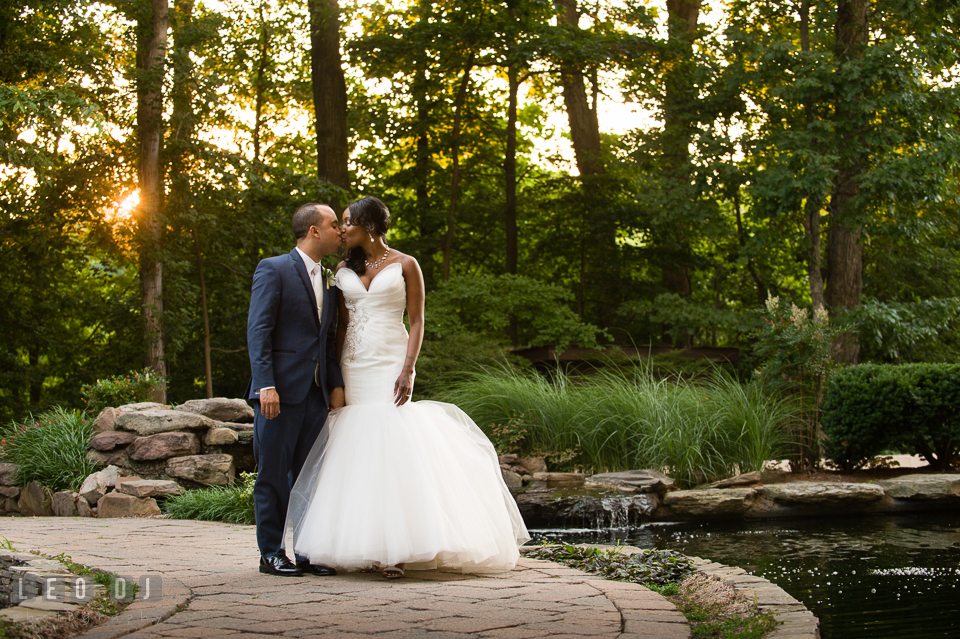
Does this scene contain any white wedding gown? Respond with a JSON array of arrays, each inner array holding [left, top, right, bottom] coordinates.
[[287, 262, 530, 572]]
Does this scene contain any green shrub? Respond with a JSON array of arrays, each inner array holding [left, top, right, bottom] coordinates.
[[822, 363, 960, 470], [163, 472, 255, 524], [439, 364, 795, 487], [81, 368, 166, 413], [0, 407, 96, 491]]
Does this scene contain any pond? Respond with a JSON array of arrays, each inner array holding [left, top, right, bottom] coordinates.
[[530, 512, 960, 639]]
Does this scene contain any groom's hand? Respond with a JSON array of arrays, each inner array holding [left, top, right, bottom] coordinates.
[[260, 388, 280, 420], [329, 386, 345, 410]]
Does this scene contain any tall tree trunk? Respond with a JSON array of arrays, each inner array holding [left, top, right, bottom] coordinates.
[[414, 0, 435, 288], [798, 0, 825, 313], [193, 229, 213, 398], [505, 66, 519, 277], [308, 0, 349, 209], [252, 1, 270, 164], [658, 0, 701, 347], [826, 0, 868, 364], [136, 0, 169, 402], [169, 0, 211, 397], [442, 55, 473, 282], [555, 0, 603, 178], [28, 345, 41, 406]]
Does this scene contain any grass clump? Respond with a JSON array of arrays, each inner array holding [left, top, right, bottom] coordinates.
[[0, 407, 95, 491], [440, 364, 796, 487], [163, 471, 255, 524]]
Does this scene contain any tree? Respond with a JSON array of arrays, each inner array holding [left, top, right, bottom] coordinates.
[[308, 0, 349, 208], [135, 0, 170, 401]]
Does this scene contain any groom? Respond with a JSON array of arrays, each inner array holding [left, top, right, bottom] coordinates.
[[246, 203, 344, 577]]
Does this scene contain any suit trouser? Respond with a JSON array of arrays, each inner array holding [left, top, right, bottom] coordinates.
[[252, 383, 328, 559]]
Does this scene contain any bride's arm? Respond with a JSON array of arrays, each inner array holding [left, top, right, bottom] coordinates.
[[395, 255, 425, 406]]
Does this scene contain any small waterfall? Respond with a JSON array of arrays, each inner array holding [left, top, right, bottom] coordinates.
[[594, 494, 657, 529]]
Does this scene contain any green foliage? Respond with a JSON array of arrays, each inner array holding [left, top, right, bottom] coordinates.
[[822, 363, 960, 471], [753, 295, 842, 469], [0, 407, 95, 491], [439, 365, 795, 487], [163, 471, 256, 524], [852, 298, 960, 363], [80, 368, 166, 413], [527, 544, 697, 587]]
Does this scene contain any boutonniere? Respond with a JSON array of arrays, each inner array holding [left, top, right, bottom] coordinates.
[[323, 266, 335, 289]]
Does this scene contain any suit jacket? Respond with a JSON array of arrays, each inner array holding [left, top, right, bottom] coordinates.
[[246, 248, 344, 406]]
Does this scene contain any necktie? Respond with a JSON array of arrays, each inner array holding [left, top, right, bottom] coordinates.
[[311, 264, 324, 323]]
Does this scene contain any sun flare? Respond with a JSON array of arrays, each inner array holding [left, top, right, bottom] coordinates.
[[105, 190, 140, 223]]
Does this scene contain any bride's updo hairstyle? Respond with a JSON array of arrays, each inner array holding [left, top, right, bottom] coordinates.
[[345, 196, 391, 275]]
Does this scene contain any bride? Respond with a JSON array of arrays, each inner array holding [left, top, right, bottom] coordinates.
[[287, 195, 530, 578]]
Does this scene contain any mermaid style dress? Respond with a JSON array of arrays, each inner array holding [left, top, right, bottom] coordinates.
[[287, 262, 530, 572]]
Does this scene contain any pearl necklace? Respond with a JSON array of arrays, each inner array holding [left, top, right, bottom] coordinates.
[[365, 246, 391, 269]]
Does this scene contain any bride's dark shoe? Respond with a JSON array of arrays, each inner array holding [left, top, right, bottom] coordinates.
[[296, 561, 337, 576], [259, 555, 303, 576]]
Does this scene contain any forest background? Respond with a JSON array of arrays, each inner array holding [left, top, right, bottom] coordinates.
[[2, 0, 960, 422]]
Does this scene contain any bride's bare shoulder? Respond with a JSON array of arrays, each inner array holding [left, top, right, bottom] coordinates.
[[335, 261, 348, 273], [395, 252, 421, 271]]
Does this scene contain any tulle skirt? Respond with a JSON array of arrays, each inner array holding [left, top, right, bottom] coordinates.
[[287, 400, 530, 573]]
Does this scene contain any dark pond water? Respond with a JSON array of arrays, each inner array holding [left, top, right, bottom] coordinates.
[[529, 512, 960, 639]]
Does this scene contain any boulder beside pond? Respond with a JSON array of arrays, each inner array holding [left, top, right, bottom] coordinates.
[[878, 474, 960, 500], [760, 482, 885, 505]]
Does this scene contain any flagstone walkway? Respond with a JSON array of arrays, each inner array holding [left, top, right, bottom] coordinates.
[[0, 518, 691, 638]]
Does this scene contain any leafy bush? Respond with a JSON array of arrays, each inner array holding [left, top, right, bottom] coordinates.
[[0, 407, 95, 491], [439, 364, 795, 487], [753, 295, 842, 470], [822, 363, 960, 470], [81, 368, 165, 413], [163, 472, 255, 524]]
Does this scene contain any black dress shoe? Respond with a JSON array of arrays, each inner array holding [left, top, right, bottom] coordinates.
[[296, 561, 337, 576], [259, 555, 303, 576]]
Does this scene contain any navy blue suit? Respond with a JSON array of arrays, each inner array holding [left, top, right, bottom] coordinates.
[[246, 248, 344, 559]]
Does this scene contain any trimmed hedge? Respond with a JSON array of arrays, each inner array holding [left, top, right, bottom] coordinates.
[[822, 363, 960, 471]]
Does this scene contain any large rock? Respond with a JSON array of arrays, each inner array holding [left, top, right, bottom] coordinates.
[[52, 491, 79, 517], [531, 472, 588, 488], [760, 482, 884, 505], [176, 398, 254, 423], [501, 469, 523, 489], [76, 498, 93, 517], [879, 474, 960, 500], [118, 402, 169, 412], [0, 486, 20, 499], [165, 454, 235, 486], [17, 481, 53, 516], [517, 457, 548, 474], [586, 469, 676, 494], [708, 471, 763, 489], [114, 409, 210, 436], [0, 462, 17, 485], [93, 407, 121, 433], [79, 465, 121, 505], [117, 479, 182, 498], [86, 449, 129, 468], [663, 488, 759, 517], [204, 427, 239, 446], [96, 492, 161, 518], [127, 432, 200, 461], [91, 431, 138, 451]]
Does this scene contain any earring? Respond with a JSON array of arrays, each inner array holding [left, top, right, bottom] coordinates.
[[368, 233, 374, 242]]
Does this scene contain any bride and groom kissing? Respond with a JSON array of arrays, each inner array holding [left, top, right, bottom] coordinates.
[[246, 196, 529, 580]]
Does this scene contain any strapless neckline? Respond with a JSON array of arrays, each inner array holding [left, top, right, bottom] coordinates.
[[341, 262, 402, 292]]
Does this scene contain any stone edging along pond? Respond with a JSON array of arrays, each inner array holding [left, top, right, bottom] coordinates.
[[512, 470, 960, 528]]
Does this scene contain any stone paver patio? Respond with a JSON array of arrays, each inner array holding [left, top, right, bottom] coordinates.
[[0, 518, 691, 638]]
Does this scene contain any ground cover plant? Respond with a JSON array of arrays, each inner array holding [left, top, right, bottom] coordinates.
[[80, 369, 166, 414], [0, 407, 95, 492], [163, 471, 255, 524], [528, 545, 778, 639], [440, 365, 797, 487]]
